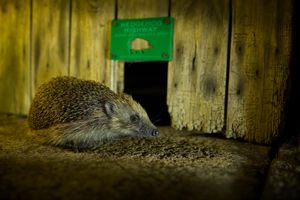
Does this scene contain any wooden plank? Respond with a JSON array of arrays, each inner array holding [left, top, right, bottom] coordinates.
[[0, 0, 31, 114], [226, 0, 293, 143], [168, 0, 229, 132], [31, 0, 70, 95], [70, 0, 114, 83], [115, 0, 169, 93], [118, 0, 168, 18]]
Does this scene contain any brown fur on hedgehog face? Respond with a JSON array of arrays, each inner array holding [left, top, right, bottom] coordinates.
[[105, 94, 158, 137]]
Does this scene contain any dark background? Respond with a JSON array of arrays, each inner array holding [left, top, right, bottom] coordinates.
[[124, 62, 171, 126], [285, 0, 300, 140]]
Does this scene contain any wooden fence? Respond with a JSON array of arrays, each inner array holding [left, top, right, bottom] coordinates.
[[0, 0, 293, 144]]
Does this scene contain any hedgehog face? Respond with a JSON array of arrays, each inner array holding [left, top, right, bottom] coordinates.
[[104, 100, 159, 138]]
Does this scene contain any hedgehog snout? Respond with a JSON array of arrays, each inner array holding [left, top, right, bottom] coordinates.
[[151, 128, 159, 136], [140, 125, 159, 137]]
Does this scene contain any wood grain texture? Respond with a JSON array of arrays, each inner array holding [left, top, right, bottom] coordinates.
[[70, 0, 114, 83], [118, 0, 168, 18], [0, 0, 31, 114], [226, 0, 293, 143], [168, 0, 229, 132], [114, 0, 169, 93], [31, 0, 70, 95]]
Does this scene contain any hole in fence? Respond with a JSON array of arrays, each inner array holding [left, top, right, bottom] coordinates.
[[124, 62, 171, 126]]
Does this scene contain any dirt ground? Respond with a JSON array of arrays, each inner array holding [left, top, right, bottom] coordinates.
[[0, 114, 299, 200]]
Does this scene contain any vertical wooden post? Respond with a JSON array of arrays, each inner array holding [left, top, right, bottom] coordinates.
[[0, 0, 31, 114], [118, 0, 169, 18], [70, 0, 114, 83], [31, 0, 70, 95], [226, 0, 293, 143], [168, 0, 229, 132], [115, 0, 169, 93]]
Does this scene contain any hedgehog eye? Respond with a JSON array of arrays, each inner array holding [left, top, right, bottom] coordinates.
[[130, 114, 140, 123]]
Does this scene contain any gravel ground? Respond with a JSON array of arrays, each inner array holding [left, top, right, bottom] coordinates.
[[0, 114, 278, 200]]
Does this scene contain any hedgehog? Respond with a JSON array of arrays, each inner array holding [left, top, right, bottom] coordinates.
[[28, 76, 159, 149]]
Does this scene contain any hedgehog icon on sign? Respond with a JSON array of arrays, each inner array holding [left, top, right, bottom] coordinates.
[[130, 38, 152, 55], [110, 17, 174, 61], [131, 38, 152, 50]]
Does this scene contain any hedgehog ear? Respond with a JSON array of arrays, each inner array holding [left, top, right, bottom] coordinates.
[[104, 101, 115, 116]]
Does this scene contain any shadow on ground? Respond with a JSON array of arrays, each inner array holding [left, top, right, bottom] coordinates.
[[0, 114, 299, 200]]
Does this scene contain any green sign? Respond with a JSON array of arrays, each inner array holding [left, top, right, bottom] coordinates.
[[110, 17, 174, 61]]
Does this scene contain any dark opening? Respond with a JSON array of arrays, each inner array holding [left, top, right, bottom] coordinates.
[[284, 1, 300, 141], [124, 62, 171, 126]]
